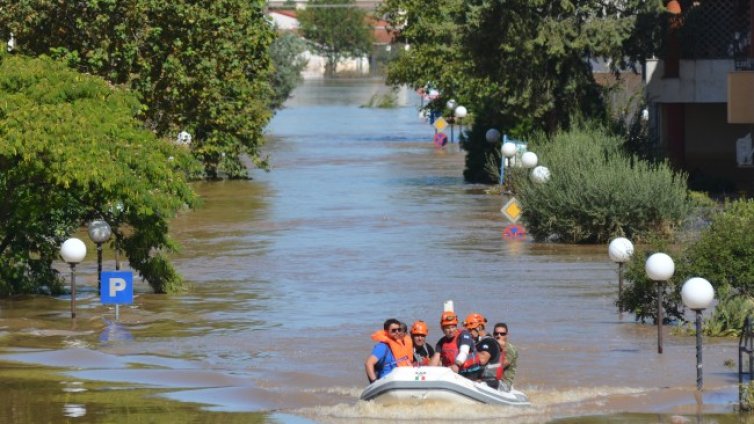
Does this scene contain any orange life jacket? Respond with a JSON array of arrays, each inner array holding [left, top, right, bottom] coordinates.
[[371, 330, 413, 367]]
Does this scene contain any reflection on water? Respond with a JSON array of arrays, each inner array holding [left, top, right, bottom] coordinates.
[[0, 79, 742, 422]]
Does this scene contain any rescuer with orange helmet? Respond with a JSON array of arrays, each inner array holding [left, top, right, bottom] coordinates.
[[464, 312, 505, 389], [410, 320, 434, 366], [429, 310, 480, 377]]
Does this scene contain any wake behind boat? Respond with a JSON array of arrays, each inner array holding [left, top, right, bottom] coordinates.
[[360, 366, 530, 406]]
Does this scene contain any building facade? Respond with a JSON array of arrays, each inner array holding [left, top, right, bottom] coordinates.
[[645, 0, 754, 192]]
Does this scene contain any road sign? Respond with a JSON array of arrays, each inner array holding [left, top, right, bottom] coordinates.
[[502, 224, 526, 240], [101, 271, 133, 305], [500, 197, 522, 223], [433, 132, 448, 148], [433, 117, 448, 132]]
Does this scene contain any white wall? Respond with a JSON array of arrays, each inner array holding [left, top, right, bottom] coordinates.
[[645, 59, 735, 103]]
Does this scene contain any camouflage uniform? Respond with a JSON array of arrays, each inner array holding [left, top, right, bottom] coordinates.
[[502, 342, 518, 389]]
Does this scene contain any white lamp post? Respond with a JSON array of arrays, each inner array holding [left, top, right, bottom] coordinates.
[[454, 105, 467, 143], [500, 142, 517, 190], [608, 237, 634, 314], [446, 100, 457, 142], [60, 238, 87, 319], [645, 252, 675, 354], [88, 220, 112, 291], [681, 277, 715, 391]]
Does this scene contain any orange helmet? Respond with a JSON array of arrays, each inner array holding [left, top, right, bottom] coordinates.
[[440, 311, 458, 327], [463, 313, 487, 331], [411, 320, 429, 336]]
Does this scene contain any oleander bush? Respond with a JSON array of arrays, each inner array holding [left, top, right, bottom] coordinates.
[[518, 124, 690, 243]]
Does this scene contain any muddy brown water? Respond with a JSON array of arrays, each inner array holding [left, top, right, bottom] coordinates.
[[0, 79, 744, 423]]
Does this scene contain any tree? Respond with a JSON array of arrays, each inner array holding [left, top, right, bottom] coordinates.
[[298, 0, 373, 76], [269, 32, 309, 109], [0, 0, 275, 179], [0, 53, 199, 296], [380, 0, 665, 183]]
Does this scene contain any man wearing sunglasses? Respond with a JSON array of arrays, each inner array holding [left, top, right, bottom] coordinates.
[[365, 318, 413, 384], [493, 322, 518, 390]]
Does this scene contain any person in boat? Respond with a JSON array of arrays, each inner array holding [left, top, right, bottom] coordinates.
[[464, 313, 505, 390], [410, 320, 434, 366], [429, 311, 481, 378], [493, 322, 518, 391], [364, 318, 413, 384], [399, 321, 408, 337]]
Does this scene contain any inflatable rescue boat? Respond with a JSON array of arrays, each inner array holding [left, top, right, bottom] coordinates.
[[360, 366, 530, 406]]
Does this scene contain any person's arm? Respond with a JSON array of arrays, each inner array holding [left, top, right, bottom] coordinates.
[[503, 344, 518, 385], [429, 351, 441, 366], [365, 354, 379, 384], [476, 350, 491, 366]]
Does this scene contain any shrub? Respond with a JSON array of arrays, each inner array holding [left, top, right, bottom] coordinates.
[[683, 200, 754, 296], [519, 124, 690, 243], [619, 200, 754, 334], [618, 237, 685, 323], [701, 288, 754, 337]]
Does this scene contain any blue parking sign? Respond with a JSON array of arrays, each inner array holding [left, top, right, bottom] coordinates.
[[101, 271, 133, 305]]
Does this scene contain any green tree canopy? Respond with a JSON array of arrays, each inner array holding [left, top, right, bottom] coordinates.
[[269, 32, 309, 109], [0, 0, 275, 179], [0, 53, 199, 296], [298, 0, 373, 76], [381, 0, 665, 182]]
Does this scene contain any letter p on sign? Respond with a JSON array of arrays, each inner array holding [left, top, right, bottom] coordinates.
[[101, 271, 133, 305]]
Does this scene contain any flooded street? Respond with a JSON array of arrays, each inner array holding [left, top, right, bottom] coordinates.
[[0, 79, 744, 423]]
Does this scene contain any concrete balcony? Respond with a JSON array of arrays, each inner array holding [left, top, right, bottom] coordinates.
[[645, 58, 736, 103]]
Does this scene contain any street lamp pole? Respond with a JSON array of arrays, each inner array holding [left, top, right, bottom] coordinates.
[[446, 100, 457, 143], [645, 252, 675, 354], [88, 220, 112, 291], [681, 277, 715, 391], [60, 238, 87, 319], [454, 105, 467, 142], [608, 237, 635, 315], [501, 141, 517, 192]]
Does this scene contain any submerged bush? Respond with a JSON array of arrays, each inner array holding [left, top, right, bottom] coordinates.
[[619, 236, 685, 324], [683, 200, 754, 296], [519, 125, 690, 243], [619, 200, 754, 333]]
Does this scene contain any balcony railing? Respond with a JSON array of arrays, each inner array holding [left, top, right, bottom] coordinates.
[[676, 0, 751, 67]]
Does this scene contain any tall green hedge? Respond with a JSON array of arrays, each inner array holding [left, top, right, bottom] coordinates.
[[519, 125, 690, 243]]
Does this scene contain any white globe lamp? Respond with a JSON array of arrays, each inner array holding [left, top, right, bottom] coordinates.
[[530, 166, 551, 184], [61, 238, 87, 264], [454, 105, 467, 119], [502, 142, 517, 158], [521, 151, 538, 168], [608, 237, 634, 264], [681, 277, 714, 311], [645, 253, 675, 281]]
